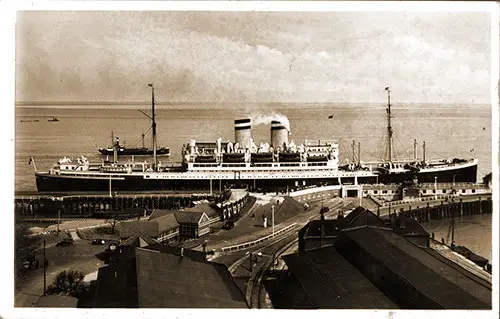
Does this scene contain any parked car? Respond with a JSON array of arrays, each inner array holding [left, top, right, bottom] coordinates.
[[92, 239, 106, 245], [56, 238, 74, 247], [23, 255, 39, 270], [222, 220, 235, 230]]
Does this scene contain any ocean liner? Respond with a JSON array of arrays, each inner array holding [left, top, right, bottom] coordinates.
[[33, 85, 477, 193]]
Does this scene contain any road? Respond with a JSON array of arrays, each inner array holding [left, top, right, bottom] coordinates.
[[211, 197, 358, 308], [15, 239, 108, 307]]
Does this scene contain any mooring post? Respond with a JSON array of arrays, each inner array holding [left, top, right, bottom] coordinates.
[[478, 196, 482, 214], [460, 198, 463, 217]]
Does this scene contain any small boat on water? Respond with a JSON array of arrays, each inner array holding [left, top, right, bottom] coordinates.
[[20, 119, 39, 123], [446, 210, 491, 271], [48, 117, 59, 122]]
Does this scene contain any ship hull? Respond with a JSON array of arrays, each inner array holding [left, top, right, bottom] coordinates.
[[98, 148, 170, 156], [377, 162, 478, 184], [35, 172, 378, 193], [35, 161, 477, 193]]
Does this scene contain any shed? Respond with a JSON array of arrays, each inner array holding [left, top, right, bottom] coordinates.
[[282, 246, 397, 309], [135, 246, 248, 308], [334, 226, 491, 309], [174, 211, 211, 239]]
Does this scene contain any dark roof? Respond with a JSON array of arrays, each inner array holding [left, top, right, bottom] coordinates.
[[338, 227, 491, 309], [174, 211, 209, 224], [302, 219, 343, 238], [184, 202, 220, 218], [34, 295, 78, 308], [150, 244, 208, 262], [118, 220, 157, 239], [153, 213, 179, 232], [119, 214, 179, 239], [121, 233, 158, 248], [392, 216, 430, 237], [149, 209, 177, 220], [283, 247, 397, 309], [343, 206, 387, 229], [135, 247, 247, 308]]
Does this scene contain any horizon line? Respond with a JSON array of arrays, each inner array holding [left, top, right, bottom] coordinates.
[[15, 100, 490, 106]]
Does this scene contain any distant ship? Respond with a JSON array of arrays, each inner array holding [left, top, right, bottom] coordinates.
[[33, 85, 477, 193], [98, 132, 170, 157], [48, 116, 59, 122], [20, 119, 39, 123]]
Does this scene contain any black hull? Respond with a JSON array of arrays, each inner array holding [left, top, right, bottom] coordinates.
[[35, 163, 477, 193], [98, 148, 170, 156], [36, 173, 380, 193], [378, 163, 477, 184]]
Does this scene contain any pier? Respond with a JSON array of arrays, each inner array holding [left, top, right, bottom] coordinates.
[[15, 191, 227, 218], [376, 195, 492, 222]]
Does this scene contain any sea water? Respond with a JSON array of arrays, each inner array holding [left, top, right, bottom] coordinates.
[[14, 103, 493, 258]]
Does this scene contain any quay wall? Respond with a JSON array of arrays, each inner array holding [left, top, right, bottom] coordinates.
[[375, 197, 492, 223], [15, 192, 226, 219]]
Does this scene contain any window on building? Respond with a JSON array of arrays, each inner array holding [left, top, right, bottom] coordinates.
[[472, 189, 476, 193], [442, 190, 446, 193]]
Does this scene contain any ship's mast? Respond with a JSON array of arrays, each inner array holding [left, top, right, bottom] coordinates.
[[357, 141, 361, 167], [148, 83, 157, 169], [385, 86, 393, 162], [352, 140, 356, 163], [423, 141, 426, 163], [413, 139, 417, 161]]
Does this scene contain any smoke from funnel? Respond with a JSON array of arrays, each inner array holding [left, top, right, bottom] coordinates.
[[249, 112, 290, 132]]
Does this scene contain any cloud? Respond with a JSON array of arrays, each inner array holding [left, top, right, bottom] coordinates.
[[15, 11, 491, 104]]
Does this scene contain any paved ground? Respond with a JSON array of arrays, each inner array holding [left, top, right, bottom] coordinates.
[[204, 195, 347, 252], [14, 238, 108, 307]]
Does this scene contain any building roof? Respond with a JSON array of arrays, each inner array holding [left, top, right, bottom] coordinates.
[[283, 247, 397, 309], [152, 213, 179, 232], [121, 233, 158, 248], [119, 213, 179, 239], [302, 219, 343, 238], [392, 216, 429, 237], [184, 202, 220, 218], [149, 209, 177, 220], [174, 211, 210, 224], [338, 227, 491, 309], [118, 220, 157, 239], [342, 206, 387, 229], [135, 247, 247, 308]]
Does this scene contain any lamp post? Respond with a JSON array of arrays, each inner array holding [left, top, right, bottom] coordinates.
[[43, 239, 46, 296], [271, 205, 275, 237], [434, 176, 438, 200]]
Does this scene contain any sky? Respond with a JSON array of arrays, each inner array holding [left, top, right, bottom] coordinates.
[[15, 9, 492, 104]]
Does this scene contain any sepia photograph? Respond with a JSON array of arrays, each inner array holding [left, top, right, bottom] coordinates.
[[4, 0, 498, 316]]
